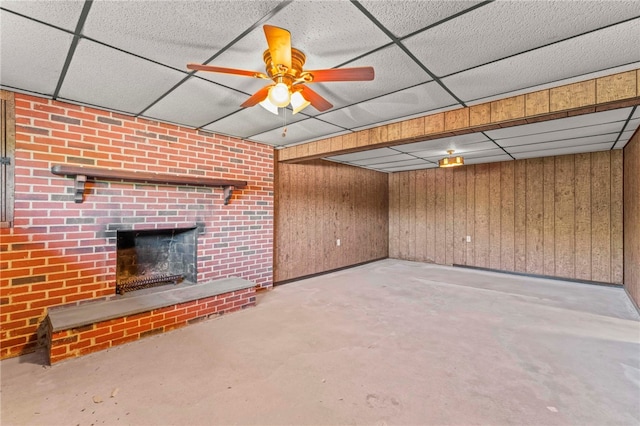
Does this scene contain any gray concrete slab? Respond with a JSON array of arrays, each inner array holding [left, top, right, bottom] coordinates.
[[2, 259, 639, 425]]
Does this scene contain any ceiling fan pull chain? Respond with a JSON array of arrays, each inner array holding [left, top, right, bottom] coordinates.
[[282, 108, 288, 138]]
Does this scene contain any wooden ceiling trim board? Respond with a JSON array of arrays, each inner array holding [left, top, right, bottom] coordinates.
[[549, 80, 595, 112], [525, 90, 550, 117], [278, 68, 640, 163], [596, 70, 637, 104], [342, 133, 358, 151], [491, 95, 525, 122], [444, 108, 470, 131], [470, 103, 492, 127]]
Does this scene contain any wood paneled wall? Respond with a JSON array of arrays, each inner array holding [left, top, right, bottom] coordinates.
[[389, 152, 623, 284], [624, 130, 640, 306], [275, 159, 388, 282]]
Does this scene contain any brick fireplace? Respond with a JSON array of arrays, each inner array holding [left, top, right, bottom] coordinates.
[[0, 93, 274, 360]]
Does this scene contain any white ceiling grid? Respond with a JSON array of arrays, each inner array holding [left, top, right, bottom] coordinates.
[[1, 0, 639, 173]]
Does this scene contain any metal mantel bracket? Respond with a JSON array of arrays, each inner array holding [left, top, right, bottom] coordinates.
[[223, 186, 234, 206], [73, 174, 87, 203]]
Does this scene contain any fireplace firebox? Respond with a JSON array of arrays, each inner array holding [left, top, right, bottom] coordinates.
[[116, 227, 197, 294]]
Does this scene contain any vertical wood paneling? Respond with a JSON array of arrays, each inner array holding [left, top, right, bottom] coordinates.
[[415, 170, 427, 261], [489, 163, 502, 270], [435, 168, 447, 265], [610, 149, 623, 284], [386, 152, 623, 285], [514, 160, 527, 272], [466, 166, 475, 266], [389, 173, 400, 258], [453, 168, 467, 265], [399, 172, 410, 259], [526, 159, 544, 274], [543, 157, 556, 276], [408, 172, 417, 260], [426, 169, 436, 262], [554, 155, 575, 278], [591, 151, 611, 282], [624, 131, 640, 306], [501, 162, 515, 271], [445, 168, 455, 264], [275, 160, 388, 282], [474, 164, 490, 268], [574, 153, 592, 280]]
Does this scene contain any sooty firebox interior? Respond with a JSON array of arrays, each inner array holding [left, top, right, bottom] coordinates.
[[116, 227, 197, 294]]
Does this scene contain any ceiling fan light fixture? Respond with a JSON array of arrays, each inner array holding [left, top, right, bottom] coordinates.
[[291, 91, 310, 114], [268, 82, 291, 107], [259, 98, 279, 115], [438, 150, 464, 168]]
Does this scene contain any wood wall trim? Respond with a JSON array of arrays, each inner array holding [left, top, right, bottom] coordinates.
[[279, 69, 640, 163]]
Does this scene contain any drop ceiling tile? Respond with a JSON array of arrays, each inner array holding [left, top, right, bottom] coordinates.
[[1, 1, 84, 31], [505, 134, 618, 154], [317, 81, 457, 129], [350, 154, 418, 166], [495, 122, 625, 147], [441, 19, 640, 102], [512, 142, 612, 160], [204, 107, 307, 139], [614, 130, 637, 149], [82, 1, 282, 70], [380, 162, 437, 172], [249, 118, 344, 147], [327, 148, 399, 162], [486, 108, 632, 139], [403, 1, 640, 77], [0, 13, 73, 95], [58, 39, 186, 114], [397, 133, 491, 153], [296, 44, 433, 117], [462, 154, 512, 165], [420, 148, 507, 163], [358, 1, 484, 38], [141, 77, 253, 129]]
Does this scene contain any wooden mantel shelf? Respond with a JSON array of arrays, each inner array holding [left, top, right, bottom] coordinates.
[[51, 164, 247, 205]]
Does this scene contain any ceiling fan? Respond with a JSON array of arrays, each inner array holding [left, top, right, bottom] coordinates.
[[187, 25, 375, 115]]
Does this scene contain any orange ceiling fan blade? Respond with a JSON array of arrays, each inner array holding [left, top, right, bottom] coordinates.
[[240, 85, 272, 108], [299, 85, 333, 112], [305, 66, 375, 83], [263, 25, 291, 69], [187, 63, 268, 79]]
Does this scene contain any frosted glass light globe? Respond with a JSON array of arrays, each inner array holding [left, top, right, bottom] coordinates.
[[268, 83, 291, 107]]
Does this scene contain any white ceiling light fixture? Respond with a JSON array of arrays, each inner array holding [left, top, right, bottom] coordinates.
[[259, 84, 312, 115], [438, 149, 464, 168]]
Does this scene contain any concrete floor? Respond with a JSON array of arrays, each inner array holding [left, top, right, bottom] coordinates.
[[2, 259, 639, 425]]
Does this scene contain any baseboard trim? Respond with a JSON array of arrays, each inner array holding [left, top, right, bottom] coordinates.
[[453, 264, 622, 288], [274, 257, 388, 286]]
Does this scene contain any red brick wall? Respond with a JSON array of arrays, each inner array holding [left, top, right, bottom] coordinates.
[[0, 93, 274, 359], [49, 287, 256, 364]]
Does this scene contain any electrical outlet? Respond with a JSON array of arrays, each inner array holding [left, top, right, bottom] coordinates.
[[466, 235, 471, 243], [336, 239, 341, 246]]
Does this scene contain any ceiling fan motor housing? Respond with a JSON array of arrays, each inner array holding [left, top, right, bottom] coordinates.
[[263, 48, 307, 87]]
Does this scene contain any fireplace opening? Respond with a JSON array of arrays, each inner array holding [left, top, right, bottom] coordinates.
[[116, 227, 197, 294]]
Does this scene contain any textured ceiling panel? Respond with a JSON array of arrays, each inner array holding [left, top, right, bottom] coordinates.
[[486, 108, 631, 139], [1, 0, 84, 31], [377, 162, 437, 172], [397, 133, 491, 154], [0, 12, 73, 95], [250, 118, 345, 146], [358, 0, 484, 38], [461, 154, 512, 165], [512, 143, 612, 160], [82, 1, 283, 71], [204, 106, 307, 139], [442, 19, 640, 102], [58, 39, 186, 114], [404, 1, 640, 77], [141, 77, 253, 129], [327, 148, 400, 162], [505, 134, 618, 154], [317, 81, 457, 129], [614, 130, 636, 149], [493, 122, 625, 147], [349, 153, 417, 166]]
